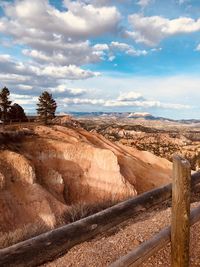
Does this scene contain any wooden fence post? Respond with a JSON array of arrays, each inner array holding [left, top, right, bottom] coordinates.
[[171, 155, 191, 267]]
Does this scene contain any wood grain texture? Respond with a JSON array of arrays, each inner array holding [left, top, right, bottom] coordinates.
[[0, 171, 200, 267], [171, 155, 191, 267]]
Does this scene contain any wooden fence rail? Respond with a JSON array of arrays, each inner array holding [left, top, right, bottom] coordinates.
[[109, 204, 200, 267], [0, 170, 200, 267], [110, 156, 197, 267]]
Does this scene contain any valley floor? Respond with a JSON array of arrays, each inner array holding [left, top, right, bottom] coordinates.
[[42, 202, 200, 267]]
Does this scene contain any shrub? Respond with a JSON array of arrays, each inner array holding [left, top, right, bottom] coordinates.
[[0, 219, 51, 249], [61, 200, 117, 223]]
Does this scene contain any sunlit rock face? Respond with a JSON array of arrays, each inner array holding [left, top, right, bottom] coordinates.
[[0, 124, 171, 233]]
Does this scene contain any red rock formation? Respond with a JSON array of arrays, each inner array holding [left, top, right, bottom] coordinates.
[[0, 124, 172, 237]]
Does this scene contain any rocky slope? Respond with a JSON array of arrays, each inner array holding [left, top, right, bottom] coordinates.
[[43, 202, 200, 267], [80, 118, 200, 170], [0, 123, 172, 245]]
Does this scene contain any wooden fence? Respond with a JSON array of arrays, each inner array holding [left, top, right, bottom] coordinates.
[[0, 157, 200, 267], [110, 155, 198, 267]]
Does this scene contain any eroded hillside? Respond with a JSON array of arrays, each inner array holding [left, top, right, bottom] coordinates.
[[0, 123, 171, 247], [80, 117, 200, 170]]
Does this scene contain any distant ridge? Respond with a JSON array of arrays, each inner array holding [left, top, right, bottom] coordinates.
[[68, 111, 200, 123]]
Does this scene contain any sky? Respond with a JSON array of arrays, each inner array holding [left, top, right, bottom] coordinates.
[[0, 0, 200, 119]]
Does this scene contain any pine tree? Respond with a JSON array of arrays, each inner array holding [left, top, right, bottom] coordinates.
[[0, 87, 12, 123], [37, 91, 57, 124], [8, 103, 28, 122]]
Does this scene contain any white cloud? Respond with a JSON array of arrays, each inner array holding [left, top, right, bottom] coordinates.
[[22, 40, 107, 66], [0, 53, 100, 101], [117, 91, 144, 101], [17, 84, 33, 90], [4, 73, 195, 118], [108, 55, 116, 61], [0, 1, 152, 72], [23, 49, 50, 62], [0, 54, 100, 81], [86, 41, 149, 62], [39, 65, 100, 80], [62, 98, 105, 105], [126, 49, 148, 56], [0, 73, 28, 83], [0, 54, 11, 61], [195, 44, 200, 51], [64, 0, 126, 7], [3, 0, 120, 39], [22, 40, 148, 67], [104, 91, 189, 109], [93, 44, 110, 51], [110, 41, 148, 56], [104, 99, 189, 109], [57, 73, 197, 115], [0, 1, 150, 69], [10, 94, 37, 105], [110, 41, 130, 51], [179, 0, 187, 4], [127, 14, 200, 46], [0, 0, 122, 70], [61, 90, 190, 110], [51, 85, 87, 96], [137, 0, 152, 8]]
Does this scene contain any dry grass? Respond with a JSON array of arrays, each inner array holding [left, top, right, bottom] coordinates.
[[0, 219, 52, 249], [0, 200, 119, 249], [0, 129, 34, 145], [61, 200, 118, 223]]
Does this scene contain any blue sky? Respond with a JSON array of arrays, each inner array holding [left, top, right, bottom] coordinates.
[[0, 0, 200, 119]]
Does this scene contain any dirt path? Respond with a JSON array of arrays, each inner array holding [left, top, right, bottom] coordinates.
[[42, 202, 200, 267]]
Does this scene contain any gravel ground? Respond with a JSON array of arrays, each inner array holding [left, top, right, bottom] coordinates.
[[43, 203, 200, 267]]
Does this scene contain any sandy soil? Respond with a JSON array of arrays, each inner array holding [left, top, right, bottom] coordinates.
[[43, 203, 200, 267]]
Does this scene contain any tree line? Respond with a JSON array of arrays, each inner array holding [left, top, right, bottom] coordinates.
[[0, 87, 57, 125]]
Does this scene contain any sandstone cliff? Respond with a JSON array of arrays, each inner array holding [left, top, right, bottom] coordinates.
[[0, 124, 172, 245]]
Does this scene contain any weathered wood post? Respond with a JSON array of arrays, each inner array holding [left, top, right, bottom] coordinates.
[[171, 155, 191, 267]]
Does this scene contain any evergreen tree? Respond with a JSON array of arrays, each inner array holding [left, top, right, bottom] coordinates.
[[0, 87, 12, 123], [8, 103, 28, 122], [37, 91, 57, 124]]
